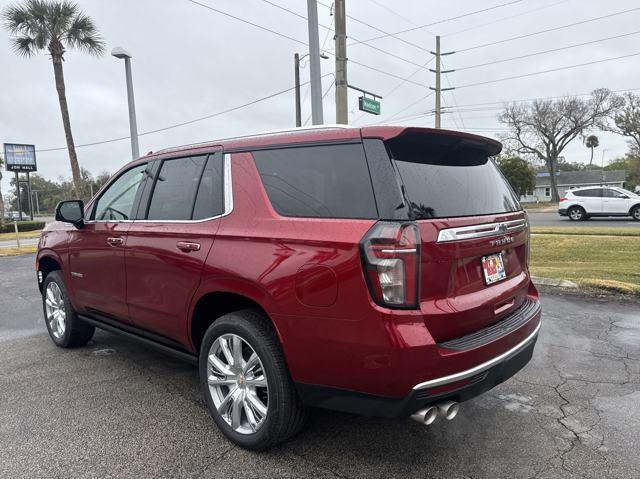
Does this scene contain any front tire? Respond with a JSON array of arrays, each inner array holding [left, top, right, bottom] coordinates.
[[42, 271, 95, 348], [199, 310, 306, 450], [568, 206, 586, 221]]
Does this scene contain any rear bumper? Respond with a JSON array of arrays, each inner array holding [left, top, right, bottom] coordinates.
[[296, 322, 540, 417], [558, 208, 568, 216]]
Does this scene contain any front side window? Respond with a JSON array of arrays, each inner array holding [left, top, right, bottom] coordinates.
[[147, 156, 207, 220], [602, 189, 625, 198], [93, 164, 147, 221], [252, 144, 377, 219]]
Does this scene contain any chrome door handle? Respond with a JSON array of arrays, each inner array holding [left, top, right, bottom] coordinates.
[[106, 237, 124, 246], [176, 241, 201, 252]]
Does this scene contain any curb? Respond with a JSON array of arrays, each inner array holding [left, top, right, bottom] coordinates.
[[531, 276, 579, 289]]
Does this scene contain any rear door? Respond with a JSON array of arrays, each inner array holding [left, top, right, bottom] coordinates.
[[124, 151, 227, 345], [574, 188, 603, 214]]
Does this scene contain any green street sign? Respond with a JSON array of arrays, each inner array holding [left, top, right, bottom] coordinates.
[[359, 96, 381, 115]]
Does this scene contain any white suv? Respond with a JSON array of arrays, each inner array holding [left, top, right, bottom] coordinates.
[[559, 186, 640, 221]]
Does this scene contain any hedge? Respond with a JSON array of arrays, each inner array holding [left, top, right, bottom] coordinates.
[[0, 220, 45, 234]]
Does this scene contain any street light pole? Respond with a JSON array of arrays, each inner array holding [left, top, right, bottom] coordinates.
[[112, 47, 140, 159]]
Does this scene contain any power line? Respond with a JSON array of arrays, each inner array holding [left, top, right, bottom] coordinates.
[[36, 75, 333, 153], [187, 0, 306, 46], [457, 52, 640, 89], [440, 57, 465, 130], [352, 57, 434, 124], [259, 0, 436, 72], [303, 75, 335, 126], [346, 0, 524, 47], [443, 0, 569, 37], [457, 6, 640, 52], [316, 0, 432, 53], [456, 30, 640, 71], [369, 0, 436, 36]]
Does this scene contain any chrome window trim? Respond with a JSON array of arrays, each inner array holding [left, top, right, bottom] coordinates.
[[412, 321, 541, 391], [436, 218, 527, 243], [85, 153, 233, 225]]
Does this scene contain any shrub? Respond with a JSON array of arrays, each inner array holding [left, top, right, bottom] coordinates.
[[0, 221, 45, 234]]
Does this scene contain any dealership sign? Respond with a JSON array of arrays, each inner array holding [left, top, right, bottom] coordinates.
[[3, 143, 37, 172]]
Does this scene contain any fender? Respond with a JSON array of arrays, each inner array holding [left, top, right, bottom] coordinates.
[[185, 275, 285, 352]]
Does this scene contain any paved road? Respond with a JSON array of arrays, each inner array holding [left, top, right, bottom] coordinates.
[[527, 211, 639, 228], [1, 254, 639, 478]]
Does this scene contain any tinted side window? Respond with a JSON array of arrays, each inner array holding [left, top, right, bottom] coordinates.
[[192, 154, 224, 220], [93, 164, 147, 220], [252, 144, 377, 219], [574, 188, 602, 198], [602, 189, 624, 198], [147, 156, 206, 220]]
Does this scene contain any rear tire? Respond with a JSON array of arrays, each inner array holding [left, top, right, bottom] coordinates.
[[631, 205, 640, 221], [42, 271, 95, 348], [568, 206, 586, 221], [199, 309, 307, 450]]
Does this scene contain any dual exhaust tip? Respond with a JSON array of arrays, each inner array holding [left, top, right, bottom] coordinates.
[[410, 400, 459, 426]]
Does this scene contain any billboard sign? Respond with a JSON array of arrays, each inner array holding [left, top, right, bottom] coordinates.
[[3, 143, 37, 172]]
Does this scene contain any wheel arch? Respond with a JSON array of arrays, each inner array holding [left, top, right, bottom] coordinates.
[[37, 252, 62, 293], [629, 203, 640, 215], [189, 284, 283, 354]]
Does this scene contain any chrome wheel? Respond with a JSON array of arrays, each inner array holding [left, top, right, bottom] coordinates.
[[207, 333, 269, 434], [45, 282, 66, 339]]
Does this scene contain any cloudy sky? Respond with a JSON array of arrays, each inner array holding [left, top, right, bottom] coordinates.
[[1, 0, 639, 197]]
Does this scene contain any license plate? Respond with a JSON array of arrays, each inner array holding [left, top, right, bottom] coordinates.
[[482, 253, 506, 285]]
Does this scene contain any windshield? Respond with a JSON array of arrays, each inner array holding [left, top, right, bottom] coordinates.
[[614, 187, 639, 197], [387, 140, 520, 220]]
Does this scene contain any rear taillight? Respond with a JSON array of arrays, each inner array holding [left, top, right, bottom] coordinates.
[[524, 212, 531, 271], [559, 197, 567, 202], [360, 222, 420, 309]]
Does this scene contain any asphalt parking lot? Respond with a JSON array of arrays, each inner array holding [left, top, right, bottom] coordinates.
[[527, 211, 639, 227], [1, 254, 639, 479]]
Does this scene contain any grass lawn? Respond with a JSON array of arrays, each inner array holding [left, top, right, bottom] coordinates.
[[0, 229, 42, 241], [0, 246, 37, 257], [530, 229, 640, 294], [524, 202, 558, 210]]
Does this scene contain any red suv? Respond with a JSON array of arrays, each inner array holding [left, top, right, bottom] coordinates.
[[37, 125, 541, 449]]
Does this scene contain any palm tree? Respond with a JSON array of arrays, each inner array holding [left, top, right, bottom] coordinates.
[[585, 135, 599, 167], [3, 0, 104, 198]]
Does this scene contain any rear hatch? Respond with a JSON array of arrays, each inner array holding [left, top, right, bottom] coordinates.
[[384, 130, 530, 343]]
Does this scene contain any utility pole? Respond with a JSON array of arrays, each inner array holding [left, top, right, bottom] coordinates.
[[306, 0, 324, 125], [294, 53, 302, 127], [112, 47, 140, 159], [334, 0, 348, 124], [429, 36, 455, 129]]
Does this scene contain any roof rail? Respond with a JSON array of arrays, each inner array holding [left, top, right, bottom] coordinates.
[[154, 124, 353, 155]]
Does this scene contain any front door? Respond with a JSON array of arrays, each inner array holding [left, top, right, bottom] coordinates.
[[125, 151, 227, 346], [68, 163, 148, 321], [602, 188, 630, 214]]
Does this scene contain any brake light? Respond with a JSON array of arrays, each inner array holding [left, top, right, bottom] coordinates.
[[360, 222, 420, 309], [559, 197, 567, 202], [524, 212, 531, 272]]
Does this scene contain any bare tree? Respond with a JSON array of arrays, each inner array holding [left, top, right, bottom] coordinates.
[[610, 92, 640, 153], [499, 89, 622, 201]]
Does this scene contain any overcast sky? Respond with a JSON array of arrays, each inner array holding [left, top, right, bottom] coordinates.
[[1, 0, 639, 197]]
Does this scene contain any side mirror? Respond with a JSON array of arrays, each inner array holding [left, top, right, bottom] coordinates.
[[620, 195, 629, 199], [55, 200, 85, 228]]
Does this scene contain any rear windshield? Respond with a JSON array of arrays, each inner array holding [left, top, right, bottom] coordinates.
[[387, 139, 520, 219]]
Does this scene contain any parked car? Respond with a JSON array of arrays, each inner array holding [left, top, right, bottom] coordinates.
[[4, 211, 28, 221], [37, 125, 542, 449], [559, 186, 640, 221]]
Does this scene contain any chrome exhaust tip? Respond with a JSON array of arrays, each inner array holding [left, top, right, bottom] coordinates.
[[437, 400, 459, 420], [410, 406, 439, 426]]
